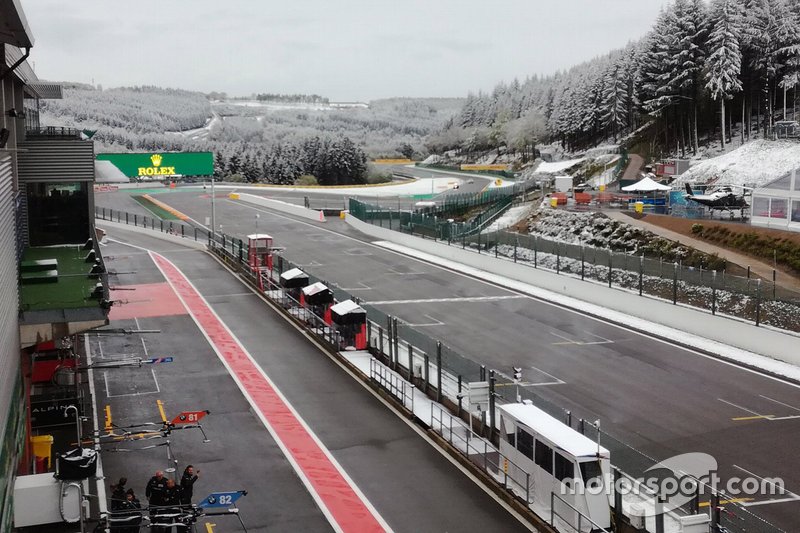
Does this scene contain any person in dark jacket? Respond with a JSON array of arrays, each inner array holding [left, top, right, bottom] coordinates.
[[117, 489, 142, 533], [145, 470, 167, 506], [109, 477, 127, 511], [179, 465, 199, 505]]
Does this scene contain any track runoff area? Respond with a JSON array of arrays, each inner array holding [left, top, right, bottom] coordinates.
[[108, 185, 800, 532], [95, 228, 531, 532]]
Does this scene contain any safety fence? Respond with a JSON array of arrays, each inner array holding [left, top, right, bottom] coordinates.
[[346, 198, 800, 333], [97, 207, 787, 533]]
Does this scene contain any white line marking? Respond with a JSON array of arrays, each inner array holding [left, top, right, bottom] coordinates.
[[732, 464, 800, 506], [550, 331, 614, 346], [340, 282, 371, 291], [368, 295, 525, 305], [718, 398, 764, 417], [103, 371, 110, 397], [151, 368, 161, 393], [404, 314, 445, 327], [759, 395, 800, 413]]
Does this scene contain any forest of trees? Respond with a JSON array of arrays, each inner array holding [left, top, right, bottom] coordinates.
[[429, 0, 800, 159], [39, 87, 452, 185]]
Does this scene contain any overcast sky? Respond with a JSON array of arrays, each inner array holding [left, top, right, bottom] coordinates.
[[22, 1, 666, 101]]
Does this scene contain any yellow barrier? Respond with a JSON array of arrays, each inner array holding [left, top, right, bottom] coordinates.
[[340, 211, 347, 219], [141, 194, 190, 221], [372, 159, 413, 164], [229, 192, 240, 200], [550, 197, 558, 208], [31, 435, 53, 468], [635, 201, 644, 213]]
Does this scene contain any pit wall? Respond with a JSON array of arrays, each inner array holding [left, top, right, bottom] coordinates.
[[345, 213, 800, 372], [232, 193, 326, 222]]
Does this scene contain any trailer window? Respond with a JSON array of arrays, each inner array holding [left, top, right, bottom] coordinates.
[[554, 452, 574, 483], [535, 440, 553, 474], [580, 460, 603, 487], [501, 418, 514, 445], [516, 428, 533, 459]]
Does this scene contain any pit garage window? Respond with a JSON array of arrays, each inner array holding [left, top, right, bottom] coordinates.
[[752, 197, 770, 217], [535, 440, 553, 474]]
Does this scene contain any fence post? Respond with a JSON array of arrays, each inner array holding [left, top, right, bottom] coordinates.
[[238, 239, 243, 263], [673, 262, 678, 304], [392, 317, 399, 371], [423, 353, 429, 391], [194, 227, 198, 241], [408, 344, 414, 382], [494, 237, 498, 258], [773, 269, 777, 299], [436, 342, 443, 403], [613, 467, 623, 519], [125, 212, 129, 224], [102, 207, 106, 220], [534, 236, 538, 268], [747, 265, 751, 279], [565, 410, 572, 427], [477, 232, 481, 254], [160, 220, 164, 232], [608, 252, 612, 288], [514, 240, 518, 263], [756, 279, 762, 326], [581, 246, 585, 280], [655, 497, 665, 533], [134, 214, 138, 226], [386, 316, 393, 366], [639, 255, 643, 296], [379, 327, 384, 358], [457, 375, 463, 417], [556, 245, 560, 274], [488, 370, 496, 442], [712, 271, 717, 315], [578, 418, 585, 434]]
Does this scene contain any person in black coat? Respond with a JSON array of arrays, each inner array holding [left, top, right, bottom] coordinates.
[[117, 489, 142, 533], [109, 477, 127, 511], [145, 470, 167, 506], [179, 465, 200, 506]]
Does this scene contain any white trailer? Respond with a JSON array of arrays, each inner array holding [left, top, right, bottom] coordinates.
[[554, 175, 573, 193]]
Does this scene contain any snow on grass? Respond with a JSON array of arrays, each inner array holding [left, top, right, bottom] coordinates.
[[533, 157, 586, 175], [481, 205, 531, 233], [673, 140, 800, 188]]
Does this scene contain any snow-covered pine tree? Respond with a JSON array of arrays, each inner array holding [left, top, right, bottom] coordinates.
[[601, 58, 629, 142], [705, 0, 744, 148]]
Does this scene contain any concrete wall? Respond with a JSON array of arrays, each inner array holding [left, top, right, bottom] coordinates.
[[235, 193, 326, 223], [345, 214, 800, 370]]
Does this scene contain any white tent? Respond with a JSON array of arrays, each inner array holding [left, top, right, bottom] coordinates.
[[621, 176, 670, 192]]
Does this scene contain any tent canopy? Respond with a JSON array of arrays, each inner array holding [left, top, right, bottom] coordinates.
[[331, 299, 366, 326], [621, 176, 670, 192]]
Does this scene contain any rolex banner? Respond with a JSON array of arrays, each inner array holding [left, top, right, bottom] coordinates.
[[96, 152, 214, 178]]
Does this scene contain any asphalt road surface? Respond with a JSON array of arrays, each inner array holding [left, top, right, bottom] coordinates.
[[97, 188, 800, 531], [94, 227, 531, 533]]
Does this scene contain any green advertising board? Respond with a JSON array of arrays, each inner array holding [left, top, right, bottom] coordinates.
[[96, 152, 214, 178]]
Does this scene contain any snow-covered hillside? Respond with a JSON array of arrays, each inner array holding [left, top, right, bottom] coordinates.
[[674, 140, 800, 188]]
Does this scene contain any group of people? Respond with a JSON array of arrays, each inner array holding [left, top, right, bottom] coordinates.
[[109, 466, 200, 532]]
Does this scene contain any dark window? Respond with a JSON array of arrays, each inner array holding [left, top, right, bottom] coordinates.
[[554, 452, 575, 483], [27, 182, 90, 246], [516, 428, 533, 460], [535, 440, 553, 474], [580, 461, 603, 484]]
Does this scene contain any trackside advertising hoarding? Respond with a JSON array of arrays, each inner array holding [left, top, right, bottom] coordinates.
[[96, 152, 214, 178]]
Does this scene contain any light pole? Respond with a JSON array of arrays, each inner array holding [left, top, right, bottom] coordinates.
[[211, 176, 217, 242], [255, 213, 260, 233]]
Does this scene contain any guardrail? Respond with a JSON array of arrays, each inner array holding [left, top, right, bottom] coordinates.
[[551, 493, 610, 533]]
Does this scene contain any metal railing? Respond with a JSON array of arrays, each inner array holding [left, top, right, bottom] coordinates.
[[430, 403, 532, 505], [551, 493, 610, 533], [369, 358, 415, 413]]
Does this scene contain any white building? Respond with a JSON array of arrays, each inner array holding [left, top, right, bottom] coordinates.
[[751, 169, 800, 232]]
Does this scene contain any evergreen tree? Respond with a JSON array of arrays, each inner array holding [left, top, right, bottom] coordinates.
[[705, 0, 744, 148]]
